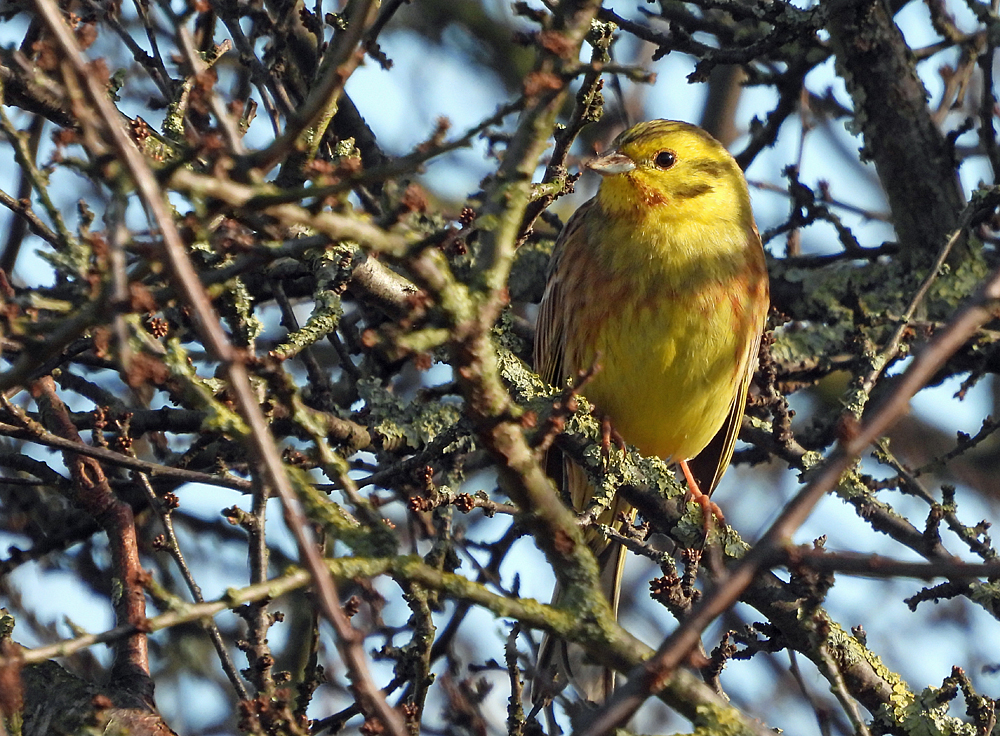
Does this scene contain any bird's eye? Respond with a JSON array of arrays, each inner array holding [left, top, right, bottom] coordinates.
[[654, 150, 676, 169]]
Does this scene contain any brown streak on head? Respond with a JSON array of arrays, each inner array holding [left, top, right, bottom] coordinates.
[[674, 182, 714, 200]]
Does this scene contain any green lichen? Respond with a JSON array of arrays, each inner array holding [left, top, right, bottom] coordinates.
[[162, 337, 250, 436], [162, 80, 191, 143], [635, 455, 684, 500], [161, 43, 230, 145], [830, 625, 974, 735], [138, 129, 177, 162], [769, 321, 846, 369], [396, 327, 453, 354], [509, 236, 554, 304], [359, 378, 461, 452], [272, 289, 342, 360], [832, 467, 874, 500], [895, 687, 977, 736], [0, 609, 14, 639], [926, 244, 990, 312], [679, 700, 760, 736], [969, 579, 1000, 615], [332, 137, 358, 159], [720, 523, 752, 558], [26, 294, 75, 313], [293, 473, 382, 554], [222, 275, 263, 348], [495, 337, 548, 400]]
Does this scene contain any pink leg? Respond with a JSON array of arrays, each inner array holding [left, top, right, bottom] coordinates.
[[680, 460, 724, 530]]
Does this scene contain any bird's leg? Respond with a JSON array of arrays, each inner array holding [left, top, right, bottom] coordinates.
[[679, 460, 725, 530], [600, 415, 627, 465]]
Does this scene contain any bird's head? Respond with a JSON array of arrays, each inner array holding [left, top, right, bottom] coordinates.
[[588, 119, 753, 227]]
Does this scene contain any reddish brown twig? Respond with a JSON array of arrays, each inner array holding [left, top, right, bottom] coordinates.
[[28, 376, 149, 686]]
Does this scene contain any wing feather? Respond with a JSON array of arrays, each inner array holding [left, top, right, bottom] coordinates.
[[534, 199, 627, 702], [533, 200, 594, 388], [686, 329, 762, 495]]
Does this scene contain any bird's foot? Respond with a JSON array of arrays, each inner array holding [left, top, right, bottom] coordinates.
[[680, 460, 724, 532]]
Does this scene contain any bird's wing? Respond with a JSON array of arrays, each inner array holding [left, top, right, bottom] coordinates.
[[533, 200, 593, 388], [686, 327, 762, 495], [534, 199, 629, 703]]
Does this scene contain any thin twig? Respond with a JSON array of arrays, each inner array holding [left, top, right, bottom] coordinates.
[[134, 471, 250, 699], [237, 0, 378, 173], [0, 413, 253, 492], [28, 3, 405, 731]]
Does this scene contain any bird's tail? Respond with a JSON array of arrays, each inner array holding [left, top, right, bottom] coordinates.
[[532, 462, 634, 704]]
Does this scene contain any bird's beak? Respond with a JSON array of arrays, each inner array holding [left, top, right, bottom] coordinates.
[[586, 151, 636, 176]]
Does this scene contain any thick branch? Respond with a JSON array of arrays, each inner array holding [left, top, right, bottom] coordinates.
[[825, 0, 965, 259]]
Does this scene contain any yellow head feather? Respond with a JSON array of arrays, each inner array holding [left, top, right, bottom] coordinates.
[[592, 120, 755, 235]]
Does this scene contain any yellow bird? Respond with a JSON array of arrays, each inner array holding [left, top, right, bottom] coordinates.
[[533, 120, 769, 701]]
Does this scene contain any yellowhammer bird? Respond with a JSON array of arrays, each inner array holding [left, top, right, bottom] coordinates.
[[533, 119, 769, 702]]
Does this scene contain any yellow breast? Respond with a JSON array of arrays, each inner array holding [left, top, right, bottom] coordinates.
[[559, 201, 765, 462]]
